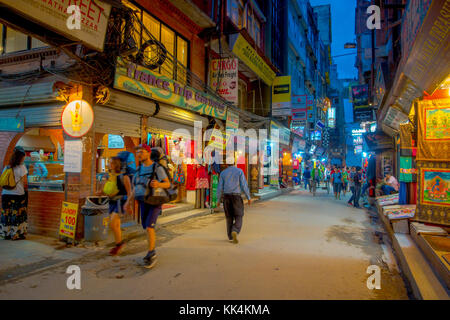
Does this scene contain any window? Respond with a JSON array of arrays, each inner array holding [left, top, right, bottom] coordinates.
[[1, 24, 47, 55], [228, 0, 244, 29], [124, 1, 190, 83]]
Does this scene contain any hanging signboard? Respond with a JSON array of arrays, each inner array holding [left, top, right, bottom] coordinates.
[[272, 76, 292, 116], [306, 95, 315, 123], [1, 0, 111, 52], [229, 34, 276, 86], [61, 100, 94, 138], [108, 134, 125, 149], [59, 202, 79, 239], [0, 116, 25, 132], [209, 58, 238, 105], [351, 84, 373, 122], [114, 58, 227, 120], [383, 106, 409, 130], [292, 94, 307, 126]]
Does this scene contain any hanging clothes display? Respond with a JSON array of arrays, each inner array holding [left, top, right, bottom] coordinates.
[[186, 164, 197, 190], [399, 123, 417, 157], [408, 182, 418, 204], [399, 182, 408, 205], [399, 157, 417, 182], [195, 165, 209, 189]]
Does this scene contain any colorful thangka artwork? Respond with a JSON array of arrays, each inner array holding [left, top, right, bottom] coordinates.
[[421, 169, 450, 206], [424, 107, 450, 141]]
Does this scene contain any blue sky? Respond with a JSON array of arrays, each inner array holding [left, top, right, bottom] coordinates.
[[310, 0, 358, 79]]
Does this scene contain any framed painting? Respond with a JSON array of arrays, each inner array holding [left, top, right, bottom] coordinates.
[[420, 168, 450, 206], [423, 106, 450, 141]]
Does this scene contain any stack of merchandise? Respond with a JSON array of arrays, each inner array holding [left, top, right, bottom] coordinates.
[[376, 193, 399, 207], [382, 204, 416, 220], [410, 222, 448, 236]]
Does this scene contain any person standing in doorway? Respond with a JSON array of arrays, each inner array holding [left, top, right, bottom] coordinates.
[[125, 145, 170, 268], [1, 147, 28, 240], [217, 164, 252, 244]]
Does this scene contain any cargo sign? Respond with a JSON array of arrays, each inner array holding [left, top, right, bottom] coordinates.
[[272, 76, 292, 116], [114, 58, 227, 120], [1, 0, 111, 52], [209, 58, 238, 105], [59, 202, 79, 239], [230, 34, 276, 86]]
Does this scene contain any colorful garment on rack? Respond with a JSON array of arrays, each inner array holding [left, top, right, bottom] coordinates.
[[186, 164, 197, 190], [399, 157, 417, 182], [399, 123, 417, 157], [195, 165, 209, 189], [399, 182, 408, 205]]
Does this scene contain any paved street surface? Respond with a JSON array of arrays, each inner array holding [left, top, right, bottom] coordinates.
[[0, 190, 409, 299]]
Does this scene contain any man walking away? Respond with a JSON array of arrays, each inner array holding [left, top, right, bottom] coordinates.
[[353, 166, 363, 208], [331, 167, 343, 200], [347, 167, 356, 206], [217, 165, 252, 244], [303, 167, 311, 190]]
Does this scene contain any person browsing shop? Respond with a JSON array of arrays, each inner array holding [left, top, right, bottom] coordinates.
[[1, 147, 28, 240]]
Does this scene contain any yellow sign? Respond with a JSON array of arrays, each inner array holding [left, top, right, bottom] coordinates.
[[272, 76, 292, 116], [231, 34, 276, 86], [59, 202, 79, 239], [61, 100, 94, 138]]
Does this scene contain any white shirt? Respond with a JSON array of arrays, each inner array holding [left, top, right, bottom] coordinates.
[[386, 176, 399, 191], [2, 164, 28, 196]]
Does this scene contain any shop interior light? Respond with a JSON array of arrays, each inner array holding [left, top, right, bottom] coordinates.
[[363, 152, 367, 158]]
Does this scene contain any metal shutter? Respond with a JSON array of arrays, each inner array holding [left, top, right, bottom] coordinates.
[[0, 103, 63, 127], [94, 106, 141, 137]]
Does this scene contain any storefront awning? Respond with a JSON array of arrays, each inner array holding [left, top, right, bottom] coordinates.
[[379, 0, 450, 136]]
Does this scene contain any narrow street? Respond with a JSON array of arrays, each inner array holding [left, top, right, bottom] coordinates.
[[0, 190, 409, 300]]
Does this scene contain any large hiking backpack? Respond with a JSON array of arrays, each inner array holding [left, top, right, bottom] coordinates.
[[117, 151, 137, 176]]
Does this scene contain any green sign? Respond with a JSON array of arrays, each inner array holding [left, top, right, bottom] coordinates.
[[211, 174, 219, 208], [114, 58, 227, 120], [0, 116, 25, 132]]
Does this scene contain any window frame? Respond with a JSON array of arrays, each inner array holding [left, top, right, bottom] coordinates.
[[1, 24, 47, 55], [125, 1, 190, 83]]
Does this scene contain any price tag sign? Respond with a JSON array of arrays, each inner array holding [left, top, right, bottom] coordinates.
[[59, 202, 79, 239]]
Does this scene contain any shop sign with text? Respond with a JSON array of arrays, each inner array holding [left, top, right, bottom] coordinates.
[[1, 0, 111, 51], [59, 202, 79, 239], [272, 76, 292, 116], [114, 58, 227, 120], [230, 34, 276, 86], [209, 58, 238, 105]]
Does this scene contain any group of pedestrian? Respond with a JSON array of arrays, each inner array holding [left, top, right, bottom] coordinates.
[[328, 165, 364, 208], [1, 144, 252, 270]]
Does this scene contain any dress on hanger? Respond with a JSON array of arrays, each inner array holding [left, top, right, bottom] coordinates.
[[195, 165, 209, 189]]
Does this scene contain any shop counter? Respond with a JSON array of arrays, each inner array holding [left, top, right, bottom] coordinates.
[[28, 190, 65, 237]]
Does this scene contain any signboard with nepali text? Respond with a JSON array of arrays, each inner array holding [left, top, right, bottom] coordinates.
[[1, 0, 111, 51], [59, 202, 79, 239], [114, 58, 227, 120]]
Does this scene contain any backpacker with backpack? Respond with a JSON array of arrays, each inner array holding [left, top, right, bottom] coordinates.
[[117, 151, 137, 176], [133, 152, 178, 206]]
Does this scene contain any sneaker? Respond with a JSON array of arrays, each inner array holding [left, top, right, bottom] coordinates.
[[231, 231, 239, 244], [109, 242, 125, 256], [143, 251, 157, 269]]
